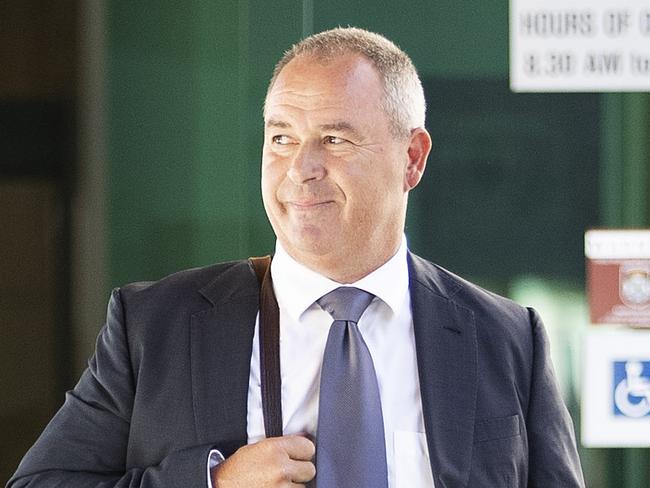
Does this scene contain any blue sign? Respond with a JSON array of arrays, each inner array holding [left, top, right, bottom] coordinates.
[[613, 361, 650, 418]]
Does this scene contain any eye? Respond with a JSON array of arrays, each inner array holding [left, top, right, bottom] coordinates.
[[271, 135, 293, 145], [324, 135, 346, 145]]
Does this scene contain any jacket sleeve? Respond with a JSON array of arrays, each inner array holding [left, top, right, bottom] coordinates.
[[7, 289, 214, 488], [525, 308, 585, 488]]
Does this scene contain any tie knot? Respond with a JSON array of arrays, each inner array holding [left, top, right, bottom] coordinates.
[[317, 287, 375, 323]]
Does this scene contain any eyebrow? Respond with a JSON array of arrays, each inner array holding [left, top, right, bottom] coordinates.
[[265, 119, 361, 139], [319, 122, 360, 139], [265, 118, 291, 129]]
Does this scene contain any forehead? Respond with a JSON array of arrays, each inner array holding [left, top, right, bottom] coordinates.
[[264, 54, 385, 122]]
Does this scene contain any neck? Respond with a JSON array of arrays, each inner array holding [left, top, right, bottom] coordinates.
[[284, 238, 403, 284]]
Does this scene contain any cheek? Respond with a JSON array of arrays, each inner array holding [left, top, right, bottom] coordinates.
[[261, 156, 283, 197], [366, 166, 405, 198], [357, 170, 407, 220], [261, 174, 281, 220]]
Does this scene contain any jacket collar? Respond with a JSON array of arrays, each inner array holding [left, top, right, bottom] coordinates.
[[408, 252, 478, 488], [192, 261, 259, 456]]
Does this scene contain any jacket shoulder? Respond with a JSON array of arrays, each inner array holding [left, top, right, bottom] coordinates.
[[408, 252, 533, 331], [117, 259, 259, 311]]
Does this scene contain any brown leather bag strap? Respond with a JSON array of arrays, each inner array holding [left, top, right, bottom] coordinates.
[[248, 256, 283, 438]]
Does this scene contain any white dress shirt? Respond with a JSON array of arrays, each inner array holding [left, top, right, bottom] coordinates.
[[209, 237, 434, 487]]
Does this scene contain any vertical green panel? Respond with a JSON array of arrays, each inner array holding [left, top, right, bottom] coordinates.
[[601, 93, 649, 228], [302, 0, 314, 36], [190, 0, 247, 264], [601, 94, 625, 227], [622, 93, 648, 227], [107, 2, 197, 286]]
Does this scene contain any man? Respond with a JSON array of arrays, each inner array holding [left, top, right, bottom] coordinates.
[[8, 27, 584, 487]]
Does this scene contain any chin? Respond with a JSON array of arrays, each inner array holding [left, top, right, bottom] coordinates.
[[282, 232, 337, 260], [292, 239, 334, 258]]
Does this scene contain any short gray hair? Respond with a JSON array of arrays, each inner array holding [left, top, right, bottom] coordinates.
[[266, 27, 426, 138]]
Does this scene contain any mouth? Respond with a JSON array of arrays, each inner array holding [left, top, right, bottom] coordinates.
[[286, 200, 336, 212], [290, 200, 333, 207]]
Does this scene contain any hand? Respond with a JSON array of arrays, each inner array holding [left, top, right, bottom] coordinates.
[[212, 435, 316, 487]]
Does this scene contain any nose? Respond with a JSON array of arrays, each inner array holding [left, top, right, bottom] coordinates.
[[287, 143, 326, 184]]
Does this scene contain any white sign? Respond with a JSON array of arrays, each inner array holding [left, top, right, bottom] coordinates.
[[582, 328, 650, 447], [510, 0, 650, 92], [585, 229, 650, 260]]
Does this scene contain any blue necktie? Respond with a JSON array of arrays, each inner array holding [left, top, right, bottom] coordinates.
[[315, 287, 389, 488]]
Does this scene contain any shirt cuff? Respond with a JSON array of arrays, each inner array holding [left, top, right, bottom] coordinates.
[[206, 449, 225, 488]]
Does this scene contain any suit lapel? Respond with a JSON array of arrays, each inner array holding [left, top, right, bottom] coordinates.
[[409, 254, 477, 488], [190, 263, 259, 458]]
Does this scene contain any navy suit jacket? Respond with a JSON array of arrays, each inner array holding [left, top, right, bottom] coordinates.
[[8, 253, 584, 487]]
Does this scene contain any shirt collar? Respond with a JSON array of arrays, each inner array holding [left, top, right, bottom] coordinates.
[[271, 236, 409, 322]]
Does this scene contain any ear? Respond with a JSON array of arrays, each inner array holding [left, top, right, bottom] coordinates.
[[404, 128, 431, 191]]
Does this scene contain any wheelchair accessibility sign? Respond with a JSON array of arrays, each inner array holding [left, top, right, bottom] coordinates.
[[613, 361, 650, 418], [583, 329, 650, 447]]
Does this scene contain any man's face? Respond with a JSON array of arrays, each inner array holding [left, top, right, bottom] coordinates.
[[262, 54, 427, 282]]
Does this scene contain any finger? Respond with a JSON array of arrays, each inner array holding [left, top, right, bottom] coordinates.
[[287, 459, 316, 483], [277, 435, 316, 461]]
